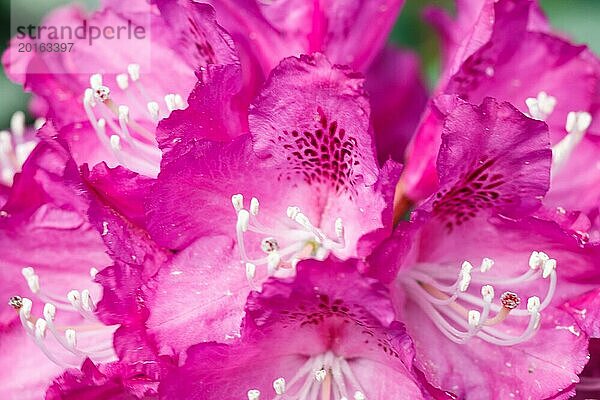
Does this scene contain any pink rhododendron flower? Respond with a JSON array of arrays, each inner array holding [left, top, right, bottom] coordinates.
[[3, 0, 239, 178], [370, 98, 600, 398], [159, 257, 431, 400], [1, 0, 600, 399], [399, 0, 600, 218], [142, 53, 401, 353]]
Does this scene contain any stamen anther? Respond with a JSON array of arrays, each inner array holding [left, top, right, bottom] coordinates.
[[525, 91, 556, 120], [273, 377, 286, 395], [231, 194, 244, 212], [118, 105, 130, 122], [315, 369, 327, 382], [542, 258, 556, 278], [481, 285, 494, 303], [237, 210, 250, 232], [90, 74, 103, 90], [354, 391, 366, 400], [116, 73, 129, 90], [250, 197, 259, 216], [147, 102, 160, 121], [43, 303, 56, 320], [67, 290, 80, 309], [22, 268, 40, 293], [21, 297, 32, 319], [527, 296, 541, 313], [81, 289, 94, 312], [174, 94, 185, 109], [286, 206, 300, 219], [10, 111, 25, 137], [529, 251, 543, 269], [110, 135, 121, 151], [566, 111, 592, 133], [247, 389, 261, 400], [245, 263, 256, 280], [458, 261, 473, 292], [127, 64, 141, 81], [65, 329, 77, 349], [267, 252, 281, 274], [35, 319, 47, 339], [468, 310, 481, 327], [480, 258, 494, 272], [164, 94, 177, 112], [34, 117, 46, 130]]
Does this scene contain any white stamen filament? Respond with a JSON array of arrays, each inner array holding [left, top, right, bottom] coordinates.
[[552, 111, 592, 176], [231, 194, 346, 285], [525, 91, 556, 121], [247, 389, 261, 400], [403, 251, 557, 346], [12, 266, 118, 367], [266, 352, 367, 400], [82, 65, 191, 178], [0, 112, 38, 186]]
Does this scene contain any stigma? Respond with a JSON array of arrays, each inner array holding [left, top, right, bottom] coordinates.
[[246, 352, 367, 400], [83, 67, 186, 177], [9, 266, 118, 368], [402, 251, 557, 346], [231, 194, 345, 286]]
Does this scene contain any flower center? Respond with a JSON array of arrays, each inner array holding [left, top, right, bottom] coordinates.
[[247, 351, 367, 400], [0, 111, 41, 186], [83, 65, 186, 177], [8, 266, 118, 368], [231, 194, 345, 286], [401, 251, 557, 346], [525, 91, 592, 178]]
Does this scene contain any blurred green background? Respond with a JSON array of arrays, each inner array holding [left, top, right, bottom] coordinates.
[[1, 0, 599, 129]]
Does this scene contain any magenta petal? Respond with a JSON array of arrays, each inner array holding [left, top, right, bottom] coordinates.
[[159, 258, 426, 399], [250, 53, 379, 188], [83, 163, 155, 228], [156, 63, 247, 157], [206, 0, 404, 72], [314, 0, 405, 70], [154, 0, 238, 68], [385, 211, 600, 398], [45, 355, 168, 400], [0, 139, 110, 327], [404, 303, 587, 399], [447, 25, 600, 176], [429, 97, 551, 226], [0, 326, 64, 400], [2, 1, 238, 128], [147, 135, 256, 249], [46, 359, 129, 400], [423, 0, 495, 77], [365, 46, 428, 164], [563, 287, 600, 338], [144, 235, 247, 354]]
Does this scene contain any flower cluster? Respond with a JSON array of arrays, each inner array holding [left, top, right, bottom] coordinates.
[[1, 0, 599, 399]]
